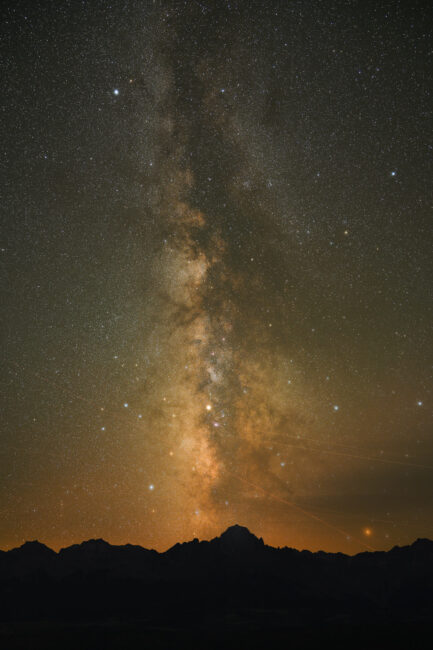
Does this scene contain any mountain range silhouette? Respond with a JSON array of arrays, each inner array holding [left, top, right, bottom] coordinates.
[[1, 525, 433, 648]]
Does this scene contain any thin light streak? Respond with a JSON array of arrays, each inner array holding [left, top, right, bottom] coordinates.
[[224, 468, 375, 551], [269, 439, 433, 471]]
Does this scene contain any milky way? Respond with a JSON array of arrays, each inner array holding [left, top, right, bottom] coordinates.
[[1, 0, 432, 553]]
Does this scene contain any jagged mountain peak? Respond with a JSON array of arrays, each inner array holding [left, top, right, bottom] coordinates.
[[59, 538, 113, 555], [79, 538, 112, 548], [10, 540, 55, 557], [218, 524, 264, 547]]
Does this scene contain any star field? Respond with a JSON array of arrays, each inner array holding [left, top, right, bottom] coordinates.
[[1, 0, 432, 553]]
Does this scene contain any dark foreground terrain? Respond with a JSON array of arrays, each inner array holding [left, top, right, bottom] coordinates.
[[1, 525, 433, 648]]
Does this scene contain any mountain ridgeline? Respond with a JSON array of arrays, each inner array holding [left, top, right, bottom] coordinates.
[[1, 525, 433, 627]]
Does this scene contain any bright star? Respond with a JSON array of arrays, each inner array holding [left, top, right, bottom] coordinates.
[[113, 88, 119, 95], [123, 402, 129, 408], [149, 484, 155, 491], [333, 405, 339, 411], [417, 401, 423, 406]]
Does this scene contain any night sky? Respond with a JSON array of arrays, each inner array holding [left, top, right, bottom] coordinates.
[[1, 0, 432, 554]]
